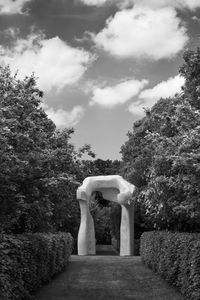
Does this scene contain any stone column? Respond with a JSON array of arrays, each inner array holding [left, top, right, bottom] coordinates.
[[77, 199, 96, 255], [120, 204, 134, 256]]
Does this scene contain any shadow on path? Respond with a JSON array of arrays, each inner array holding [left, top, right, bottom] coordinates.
[[34, 255, 183, 300], [96, 244, 118, 256]]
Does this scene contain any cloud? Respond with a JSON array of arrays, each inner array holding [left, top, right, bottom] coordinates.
[[182, 0, 200, 10], [45, 106, 85, 128], [192, 16, 200, 23], [79, 0, 200, 10], [0, 0, 31, 14], [0, 31, 94, 93], [127, 101, 148, 116], [3, 27, 20, 38], [79, 0, 109, 6], [92, 6, 188, 60], [129, 0, 200, 10], [139, 75, 185, 101], [128, 75, 185, 116], [89, 78, 148, 107]]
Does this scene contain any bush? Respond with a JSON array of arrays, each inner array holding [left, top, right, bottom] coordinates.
[[140, 231, 200, 300], [0, 232, 73, 299]]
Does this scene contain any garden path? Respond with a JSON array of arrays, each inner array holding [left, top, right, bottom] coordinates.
[[35, 248, 183, 300]]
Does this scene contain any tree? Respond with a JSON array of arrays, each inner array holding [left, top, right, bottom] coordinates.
[[179, 48, 200, 109], [121, 49, 200, 232], [0, 66, 92, 235], [142, 98, 200, 231], [79, 158, 122, 180]]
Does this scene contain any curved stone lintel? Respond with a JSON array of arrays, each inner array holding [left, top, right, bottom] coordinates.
[[77, 175, 134, 205]]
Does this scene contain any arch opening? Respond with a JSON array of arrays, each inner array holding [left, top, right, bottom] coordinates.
[[77, 175, 135, 256], [89, 191, 114, 248]]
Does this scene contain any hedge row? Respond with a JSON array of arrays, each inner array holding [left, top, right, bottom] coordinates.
[[140, 231, 200, 300], [0, 232, 73, 299]]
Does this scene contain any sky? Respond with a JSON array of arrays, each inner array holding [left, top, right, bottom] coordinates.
[[0, 0, 200, 159]]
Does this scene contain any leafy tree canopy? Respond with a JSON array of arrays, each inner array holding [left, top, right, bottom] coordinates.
[[121, 49, 200, 232], [0, 66, 93, 235]]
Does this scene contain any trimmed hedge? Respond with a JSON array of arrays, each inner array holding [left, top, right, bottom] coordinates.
[[140, 231, 200, 300], [0, 232, 73, 299]]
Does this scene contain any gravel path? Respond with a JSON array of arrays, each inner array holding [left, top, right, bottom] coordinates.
[[34, 254, 184, 300]]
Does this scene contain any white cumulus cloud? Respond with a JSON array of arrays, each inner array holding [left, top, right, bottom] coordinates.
[[139, 75, 185, 101], [46, 106, 85, 128], [0, 0, 31, 14], [128, 75, 185, 116], [79, 0, 200, 10], [0, 31, 94, 93], [79, 0, 109, 6], [128, 101, 148, 116], [92, 6, 188, 60], [89, 78, 148, 108], [128, 0, 200, 10]]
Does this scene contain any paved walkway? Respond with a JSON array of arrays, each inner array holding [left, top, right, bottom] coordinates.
[[35, 251, 183, 300]]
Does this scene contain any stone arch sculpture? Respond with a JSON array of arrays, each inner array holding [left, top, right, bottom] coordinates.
[[77, 175, 135, 256]]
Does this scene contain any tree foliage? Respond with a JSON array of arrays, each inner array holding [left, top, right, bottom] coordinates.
[[0, 65, 123, 248], [121, 49, 200, 232], [80, 158, 122, 179], [0, 66, 93, 235]]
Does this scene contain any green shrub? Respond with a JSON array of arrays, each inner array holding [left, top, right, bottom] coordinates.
[[0, 232, 73, 299], [140, 231, 200, 300]]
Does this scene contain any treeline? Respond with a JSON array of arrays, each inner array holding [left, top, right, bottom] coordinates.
[[1, 48, 200, 243], [0, 66, 121, 244], [121, 49, 200, 233]]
